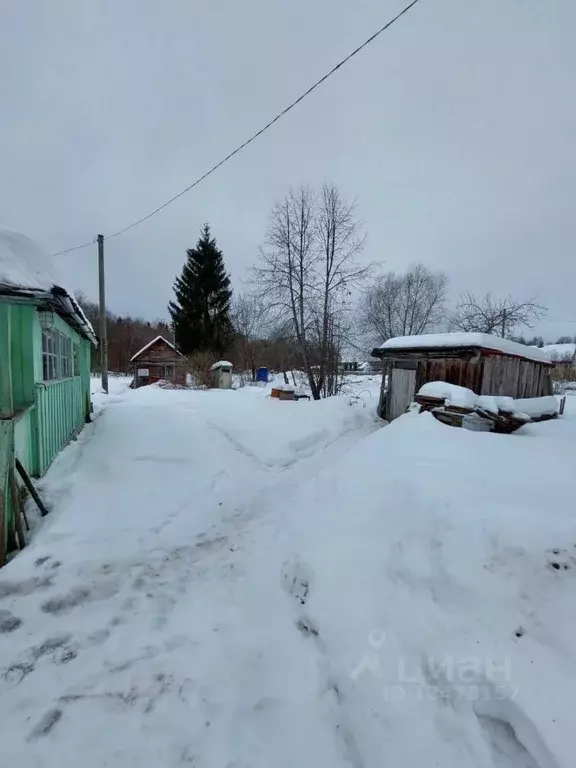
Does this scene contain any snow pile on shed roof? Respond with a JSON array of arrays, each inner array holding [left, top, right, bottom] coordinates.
[[0, 228, 60, 291], [541, 343, 576, 361], [210, 360, 233, 370], [129, 335, 180, 363], [379, 332, 552, 364]]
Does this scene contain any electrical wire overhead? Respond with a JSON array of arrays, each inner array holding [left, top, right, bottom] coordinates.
[[49, 0, 422, 257]]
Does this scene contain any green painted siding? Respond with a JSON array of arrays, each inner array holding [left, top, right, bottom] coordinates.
[[0, 297, 94, 556], [31, 311, 91, 475], [35, 378, 86, 474], [0, 303, 13, 417], [10, 304, 35, 409]]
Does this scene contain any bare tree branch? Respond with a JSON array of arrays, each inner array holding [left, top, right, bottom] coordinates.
[[359, 263, 448, 346], [229, 294, 269, 382], [314, 183, 371, 396], [254, 183, 370, 399], [449, 291, 547, 336]]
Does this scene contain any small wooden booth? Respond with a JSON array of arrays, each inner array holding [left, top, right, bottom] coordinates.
[[210, 360, 233, 389], [372, 332, 554, 421], [130, 336, 187, 388]]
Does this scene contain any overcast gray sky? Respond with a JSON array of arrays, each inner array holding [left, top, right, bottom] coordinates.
[[1, 0, 575, 341]]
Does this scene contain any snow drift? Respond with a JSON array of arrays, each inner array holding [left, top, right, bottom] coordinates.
[[283, 407, 575, 766], [418, 381, 558, 419]]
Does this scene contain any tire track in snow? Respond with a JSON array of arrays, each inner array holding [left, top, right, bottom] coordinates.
[[203, 409, 379, 473]]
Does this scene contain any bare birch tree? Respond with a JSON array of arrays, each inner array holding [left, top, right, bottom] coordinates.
[[449, 291, 547, 337], [230, 294, 267, 382], [255, 184, 369, 399], [314, 183, 370, 396], [359, 263, 448, 346], [254, 187, 318, 395]]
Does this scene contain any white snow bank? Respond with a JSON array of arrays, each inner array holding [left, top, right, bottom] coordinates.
[[418, 381, 478, 408], [502, 396, 559, 418], [283, 402, 576, 767], [0, 228, 60, 290], [379, 332, 552, 364], [417, 382, 558, 419], [210, 360, 233, 370]]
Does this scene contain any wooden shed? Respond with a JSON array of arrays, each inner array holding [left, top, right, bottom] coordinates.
[[371, 332, 554, 421], [210, 360, 233, 389], [130, 336, 187, 388]]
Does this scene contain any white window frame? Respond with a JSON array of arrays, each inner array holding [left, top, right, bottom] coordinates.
[[159, 364, 175, 379], [42, 329, 76, 381], [42, 329, 58, 381], [60, 334, 72, 378]]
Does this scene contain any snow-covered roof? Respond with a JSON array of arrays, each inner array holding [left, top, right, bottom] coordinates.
[[0, 228, 57, 291], [418, 381, 558, 418], [210, 360, 233, 371], [129, 335, 183, 363], [541, 343, 576, 361], [375, 332, 552, 364], [0, 228, 96, 344]]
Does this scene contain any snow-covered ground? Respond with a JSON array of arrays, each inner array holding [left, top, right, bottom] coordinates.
[[1, 381, 575, 767]]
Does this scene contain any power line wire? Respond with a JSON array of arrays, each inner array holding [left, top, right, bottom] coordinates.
[[51, 238, 96, 257], [49, 0, 422, 257]]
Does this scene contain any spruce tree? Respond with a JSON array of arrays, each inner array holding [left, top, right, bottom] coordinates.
[[168, 224, 233, 355]]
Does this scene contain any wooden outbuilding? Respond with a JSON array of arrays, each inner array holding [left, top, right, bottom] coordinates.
[[210, 360, 233, 389], [130, 336, 187, 388], [371, 332, 554, 421]]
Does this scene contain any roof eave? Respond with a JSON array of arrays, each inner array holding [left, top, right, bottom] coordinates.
[[0, 284, 97, 345], [372, 344, 554, 366], [129, 335, 184, 363], [372, 345, 482, 358]]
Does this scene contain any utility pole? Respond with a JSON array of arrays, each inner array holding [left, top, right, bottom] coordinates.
[[501, 308, 507, 338], [97, 234, 108, 394]]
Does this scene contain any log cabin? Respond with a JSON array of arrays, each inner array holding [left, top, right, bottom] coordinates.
[[129, 335, 188, 387]]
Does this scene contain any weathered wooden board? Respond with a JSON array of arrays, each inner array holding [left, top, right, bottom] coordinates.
[[0, 420, 14, 566], [387, 367, 416, 420]]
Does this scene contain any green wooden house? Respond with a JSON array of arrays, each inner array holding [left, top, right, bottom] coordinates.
[[0, 230, 97, 563]]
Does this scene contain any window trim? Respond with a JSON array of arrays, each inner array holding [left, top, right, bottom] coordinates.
[[42, 328, 80, 382], [159, 364, 175, 379]]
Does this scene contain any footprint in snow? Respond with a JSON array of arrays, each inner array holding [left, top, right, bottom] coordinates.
[[0, 610, 22, 634], [281, 560, 313, 605]]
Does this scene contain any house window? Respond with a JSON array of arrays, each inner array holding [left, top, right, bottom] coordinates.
[[42, 329, 76, 381], [73, 344, 80, 376], [42, 329, 58, 381], [159, 364, 175, 379], [60, 335, 72, 378]]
